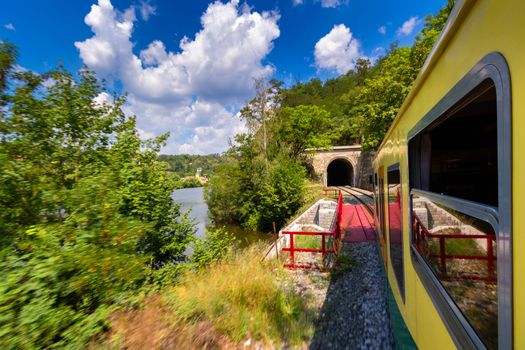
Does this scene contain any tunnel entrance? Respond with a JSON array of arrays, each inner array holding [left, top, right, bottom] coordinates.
[[327, 158, 353, 186]]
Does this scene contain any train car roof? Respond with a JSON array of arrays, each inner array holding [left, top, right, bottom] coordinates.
[[374, 0, 475, 156]]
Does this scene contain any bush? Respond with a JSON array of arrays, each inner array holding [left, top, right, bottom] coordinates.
[[205, 136, 306, 232], [0, 44, 194, 348], [190, 227, 236, 269], [258, 157, 305, 231]]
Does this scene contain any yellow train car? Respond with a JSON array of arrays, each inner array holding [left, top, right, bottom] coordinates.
[[372, 0, 524, 349]]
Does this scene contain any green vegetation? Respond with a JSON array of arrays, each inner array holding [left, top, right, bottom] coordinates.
[[206, 2, 453, 231], [0, 41, 195, 349], [174, 175, 203, 189], [331, 254, 354, 280], [159, 153, 221, 177], [294, 234, 322, 250], [101, 245, 315, 349], [280, 1, 454, 150], [165, 245, 314, 346]]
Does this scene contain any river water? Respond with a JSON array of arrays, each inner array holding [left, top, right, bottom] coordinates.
[[171, 187, 275, 247]]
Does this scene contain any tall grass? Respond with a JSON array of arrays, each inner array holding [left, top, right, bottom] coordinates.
[[163, 244, 315, 347]]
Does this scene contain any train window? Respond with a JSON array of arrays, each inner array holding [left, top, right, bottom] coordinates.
[[409, 80, 497, 206], [387, 165, 404, 301], [412, 192, 497, 349], [378, 175, 385, 239], [373, 172, 379, 219], [408, 54, 512, 350]]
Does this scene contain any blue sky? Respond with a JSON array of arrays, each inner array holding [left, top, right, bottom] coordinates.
[[1, 0, 445, 154]]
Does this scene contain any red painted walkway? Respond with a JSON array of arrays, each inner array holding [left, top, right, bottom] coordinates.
[[341, 203, 376, 243]]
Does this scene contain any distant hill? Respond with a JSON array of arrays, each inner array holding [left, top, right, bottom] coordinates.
[[158, 154, 222, 177]]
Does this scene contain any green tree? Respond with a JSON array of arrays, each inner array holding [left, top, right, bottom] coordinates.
[[349, 2, 454, 149], [276, 105, 334, 157], [0, 45, 194, 348]]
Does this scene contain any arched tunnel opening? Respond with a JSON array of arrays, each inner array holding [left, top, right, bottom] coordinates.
[[327, 158, 353, 186]]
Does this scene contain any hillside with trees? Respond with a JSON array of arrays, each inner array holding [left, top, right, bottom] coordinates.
[[205, 1, 453, 231], [158, 153, 222, 177]]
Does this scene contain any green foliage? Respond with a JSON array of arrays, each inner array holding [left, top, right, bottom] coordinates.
[[190, 227, 236, 269], [349, 2, 454, 149], [257, 157, 305, 230], [0, 40, 17, 105], [349, 46, 415, 149], [276, 105, 334, 157], [277, 3, 453, 150], [0, 45, 194, 348], [175, 176, 203, 189], [158, 153, 221, 177], [206, 134, 305, 232]]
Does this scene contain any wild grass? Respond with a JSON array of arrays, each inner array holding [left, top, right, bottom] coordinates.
[[331, 253, 354, 280], [294, 234, 322, 250], [162, 243, 315, 347]]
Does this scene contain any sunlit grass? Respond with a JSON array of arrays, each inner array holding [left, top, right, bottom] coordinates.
[[294, 234, 322, 250], [163, 244, 315, 347]]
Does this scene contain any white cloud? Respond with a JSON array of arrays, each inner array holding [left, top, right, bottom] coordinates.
[[314, 24, 363, 74], [292, 0, 304, 5], [139, 1, 156, 21], [319, 0, 346, 8], [378, 25, 386, 35], [139, 40, 168, 65], [4, 23, 15, 31], [137, 128, 156, 140], [93, 92, 114, 107], [397, 16, 420, 36], [75, 0, 279, 154]]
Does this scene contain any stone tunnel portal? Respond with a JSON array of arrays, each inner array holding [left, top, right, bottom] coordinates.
[[326, 158, 354, 186]]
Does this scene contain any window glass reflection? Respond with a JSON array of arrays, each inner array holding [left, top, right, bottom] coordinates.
[[388, 168, 404, 299], [411, 194, 497, 349]]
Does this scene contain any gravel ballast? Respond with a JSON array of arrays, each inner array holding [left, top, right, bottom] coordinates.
[[308, 241, 395, 350]]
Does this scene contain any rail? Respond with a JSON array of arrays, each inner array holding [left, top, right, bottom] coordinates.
[[283, 192, 343, 270], [337, 186, 374, 215], [412, 214, 496, 282], [345, 186, 374, 199]]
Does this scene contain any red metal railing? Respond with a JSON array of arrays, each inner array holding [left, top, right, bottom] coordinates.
[[283, 192, 343, 270], [412, 214, 496, 282]]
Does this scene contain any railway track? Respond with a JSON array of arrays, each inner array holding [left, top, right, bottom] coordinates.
[[335, 186, 374, 215]]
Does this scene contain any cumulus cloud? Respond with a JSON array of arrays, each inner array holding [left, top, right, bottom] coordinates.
[[75, 0, 279, 154], [397, 16, 420, 36], [292, 0, 304, 5], [314, 24, 363, 74], [139, 40, 168, 65], [4, 23, 15, 31], [139, 1, 156, 21], [377, 25, 386, 35]]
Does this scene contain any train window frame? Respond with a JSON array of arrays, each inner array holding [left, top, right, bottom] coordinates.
[[387, 163, 405, 302], [373, 172, 380, 223], [378, 172, 386, 240], [407, 52, 512, 350]]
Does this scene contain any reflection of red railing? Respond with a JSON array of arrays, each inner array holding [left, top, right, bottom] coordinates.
[[412, 214, 496, 282], [283, 192, 343, 270]]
